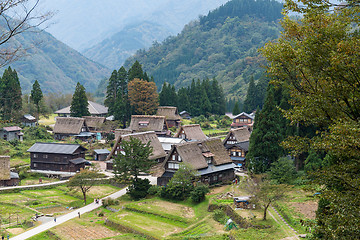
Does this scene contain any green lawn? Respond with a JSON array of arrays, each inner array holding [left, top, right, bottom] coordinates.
[[38, 114, 57, 126]]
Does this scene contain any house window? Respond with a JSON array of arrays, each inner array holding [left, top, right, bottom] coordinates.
[[178, 155, 181, 161], [168, 162, 179, 169], [54, 157, 60, 162], [172, 155, 176, 161], [34, 163, 37, 167], [206, 157, 212, 164], [213, 175, 218, 181], [33, 153, 38, 158], [43, 154, 48, 159]]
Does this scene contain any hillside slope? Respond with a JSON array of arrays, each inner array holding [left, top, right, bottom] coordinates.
[[0, 30, 110, 94], [123, 0, 283, 99]]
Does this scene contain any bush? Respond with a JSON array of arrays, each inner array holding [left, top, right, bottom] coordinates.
[[190, 184, 209, 203], [148, 185, 161, 196], [127, 178, 151, 200], [213, 209, 227, 224], [102, 198, 119, 208]]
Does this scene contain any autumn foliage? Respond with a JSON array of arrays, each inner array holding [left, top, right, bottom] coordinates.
[[128, 78, 159, 115]]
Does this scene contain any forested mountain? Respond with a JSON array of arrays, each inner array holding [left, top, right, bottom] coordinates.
[[83, 21, 173, 70], [123, 0, 283, 100], [0, 29, 110, 94]]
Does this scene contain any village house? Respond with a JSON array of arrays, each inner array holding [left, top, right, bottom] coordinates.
[[179, 111, 191, 120], [223, 127, 251, 169], [128, 115, 170, 137], [157, 138, 236, 186], [53, 117, 91, 140], [0, 126, 23, 141], [157, 137, 185, 154], [0, 156, 20, 187], [156, 106, 181, 128], [174, 124, 208, 141], [55, 101, 108, 117], [28, 142, 87, 173], [231, 112, 254, 129], [21, 114, 37, 127], [83, 116, 106, 132], [105, 131, 167, 171], [94, 149, 110, 161]]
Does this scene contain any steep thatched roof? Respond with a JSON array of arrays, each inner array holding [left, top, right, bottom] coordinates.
[[83, 116, 105, 129], [53, 117, 86, 134], [223, 127, 251, 144], [156, 106, 181, 120], [203, 138, 233, 166], [174, 124, 207, 141], [129, 115, 167, 132], [107, 131, 166, 161], [114, 129, 133, 140], [174, 141, 208, 170]]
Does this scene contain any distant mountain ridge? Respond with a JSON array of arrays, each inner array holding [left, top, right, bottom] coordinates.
[[123, 0, 283, 99], [0, 29, 110, 94]]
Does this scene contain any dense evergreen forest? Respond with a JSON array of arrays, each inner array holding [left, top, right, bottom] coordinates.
[[123, 0, 283, 100]]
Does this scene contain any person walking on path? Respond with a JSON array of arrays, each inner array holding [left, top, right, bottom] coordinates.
[[78, 212, 81, 218], [54, 216, 56, 223]]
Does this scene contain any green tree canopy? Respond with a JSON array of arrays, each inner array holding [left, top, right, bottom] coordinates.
[[70, 82, 90, 117], [30, 80, 43, 123], [113, 137, 154, 182], [0, 67, 22, 120]]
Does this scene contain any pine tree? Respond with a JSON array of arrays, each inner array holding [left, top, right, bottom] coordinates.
[[70, 82, 90, 117], [30, 80, 43, 124], [128, 78, 159, 115], [0, 67, 22, 120], [104, 70, 118, 115], [115, 66, 131, 128], [128, 60, 144, 81], [211, 78, 226, 115]]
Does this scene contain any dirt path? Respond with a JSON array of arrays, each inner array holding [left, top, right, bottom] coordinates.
[[269, 206, 300, 240]]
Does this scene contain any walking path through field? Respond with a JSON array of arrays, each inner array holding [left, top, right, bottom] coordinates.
[[0, 180, 68, 191], [269, 206, 300, 240], [10, 187, 127, 240]]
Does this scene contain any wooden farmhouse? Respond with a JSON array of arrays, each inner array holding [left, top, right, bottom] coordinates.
[[231, 112, 254, 128], [179, 111, 191, 120], [129, 115, 170, 137], [157, 137, 185, 154], [28, 143, 87, 173], [94, 149, 110, 161], [0, 156, 20, 187], [105, 131, 167, 171], [0, 126, 23, 141], [21, 114, 37, 127], [156, 106, 181, 128], [174, 124, 208, 141], [223, 127, 251, 168], [55, 101, 108, 117], [53, 117, 90, 140], [157, 138, 235, 186], [83, 116, 106, 132]]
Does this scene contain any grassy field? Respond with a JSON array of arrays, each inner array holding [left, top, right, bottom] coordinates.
[[38, 114, 57, 126], [0, 184, 122, 238]]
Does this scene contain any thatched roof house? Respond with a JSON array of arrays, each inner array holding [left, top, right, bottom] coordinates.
[[53, 117, 88, 140], [0, 156, 19, 186], [223, 127, 252, 169], [174, 124, 207, 141], [157, 138, 235, 186], [129, 115, 169, 136], [83, 116, 106, 131], [156, 106, 181, 128], [55, 101, 108, 117]]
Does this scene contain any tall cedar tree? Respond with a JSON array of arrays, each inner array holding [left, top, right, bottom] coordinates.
[[128, 60, 144, 81], [247, 85, 284, 173], [128, 78, 159, 115], [30, 80, 43, 124], [261, 0, 360, 237], [177, 87, 191, 112], [104, 67, 131, 127], [0, 67, 22, 120], [159, 82, 177, 107], [211, 78, 226, 115], [114, 137, 154, 182], [243, 76, 257, 113], [70, 82, 90, 117], [232, 101, 241, 116]]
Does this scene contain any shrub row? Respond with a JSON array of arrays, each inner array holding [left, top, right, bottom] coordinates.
[[104, 218, 158, 240]]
